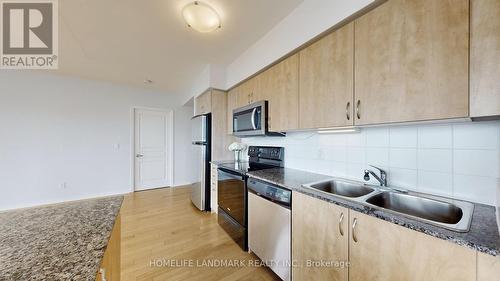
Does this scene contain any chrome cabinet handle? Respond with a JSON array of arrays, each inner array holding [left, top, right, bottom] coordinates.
[[352, 218, 358, 242], [356, 100, 361, 119], [346, 102, 351, 120], [136, 154, 144, 158], [339, 212, 344, 236]]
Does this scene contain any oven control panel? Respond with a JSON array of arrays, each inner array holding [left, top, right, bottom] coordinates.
[[248, 146, 284, 161]]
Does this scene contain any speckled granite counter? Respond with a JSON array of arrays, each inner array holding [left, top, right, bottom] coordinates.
[[0, 196, 123, 281], [247, 167, 500, 257]]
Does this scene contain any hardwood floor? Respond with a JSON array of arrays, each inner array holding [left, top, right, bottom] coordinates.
[[120, 186, 280, 281]]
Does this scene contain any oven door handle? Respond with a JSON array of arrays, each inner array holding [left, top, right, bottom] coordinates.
[[218, 167, 246, 180]]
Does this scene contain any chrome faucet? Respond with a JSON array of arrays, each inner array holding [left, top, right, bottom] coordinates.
[[364, 165, 387, 187]]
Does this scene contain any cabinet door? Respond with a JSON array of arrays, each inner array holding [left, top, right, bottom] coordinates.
[[211, 90, 233, 161], [354, 0, 469, 125], [477, 252, 500, 281], [227, 87, 239, 134], [237, 77, 260, 106], [210, 164, 218, 213], [299, 22, 354, 129], [348, 211, 476, 281], [260, 54, 299, 131], [194, 90, 212, 115], [470, 0, 500, 117], [292, 191, 348, 281]]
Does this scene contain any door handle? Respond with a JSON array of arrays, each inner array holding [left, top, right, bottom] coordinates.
[[339, 212, 344, 236], [346, 102, 351, 121], [136, 154, 144, 158], [356, 100, 361, 119], [352, 218, 358, 243], [250, 108, 257, 130]]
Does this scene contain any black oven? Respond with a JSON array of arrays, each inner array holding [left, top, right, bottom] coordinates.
[[217, 167, 247, 250]]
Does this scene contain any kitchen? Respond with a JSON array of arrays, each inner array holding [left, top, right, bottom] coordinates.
[[1, 0, 499, 280]]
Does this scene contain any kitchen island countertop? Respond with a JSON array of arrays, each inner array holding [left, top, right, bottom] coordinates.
[[0, 195, 123, 281]]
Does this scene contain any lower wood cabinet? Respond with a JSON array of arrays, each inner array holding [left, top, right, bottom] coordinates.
[[348, 211, 476, 281], [292, 191, 348, 281], [291, 193, 490, 281], [477, 252, 500, 281], [210, 163, 218, 213], [96, 213, 121, 281]]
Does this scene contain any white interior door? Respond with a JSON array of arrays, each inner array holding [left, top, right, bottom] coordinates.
[[134, 109, 170, 191]]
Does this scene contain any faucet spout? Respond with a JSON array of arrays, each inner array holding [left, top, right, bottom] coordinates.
[[363, 165, 388, 187]]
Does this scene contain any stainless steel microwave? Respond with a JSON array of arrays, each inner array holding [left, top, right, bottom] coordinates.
[[232, 101, 284, 137]]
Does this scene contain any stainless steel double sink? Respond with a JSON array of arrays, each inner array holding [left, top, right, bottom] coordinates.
[[302, 178, 474, 232]]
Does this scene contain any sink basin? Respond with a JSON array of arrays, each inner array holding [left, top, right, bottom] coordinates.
[[307, 180, 375, 198], [365, 191, 473, 231]]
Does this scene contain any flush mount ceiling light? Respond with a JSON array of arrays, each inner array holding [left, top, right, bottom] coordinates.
[[182, 1, 221, 33]]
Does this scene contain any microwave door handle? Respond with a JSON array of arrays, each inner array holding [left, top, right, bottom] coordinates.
[[251, 108, 257, 130]]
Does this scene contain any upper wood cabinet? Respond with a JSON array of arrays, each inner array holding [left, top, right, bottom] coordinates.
[[194, 90, 212, 115], [354, 0, 469, 125], [470, 0, 500, 118], [237, 76, 261, 107], [260, 54, 299, 131], [292, 191, 348, 281], [211, 90, 234, 161], [227, 87, 239, 134], [193, 89, 235, 159], [299, 23, 354, 129], [348, 211, 476, 281]]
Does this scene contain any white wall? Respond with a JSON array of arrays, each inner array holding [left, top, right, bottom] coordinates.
[[242, 121, 500, 206], [0, 71, 193, 211], [173, 104, 198, 186], [225, 0, 375, 88]]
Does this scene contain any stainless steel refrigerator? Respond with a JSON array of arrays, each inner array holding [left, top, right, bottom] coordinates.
[[191, 114, 211, 211]]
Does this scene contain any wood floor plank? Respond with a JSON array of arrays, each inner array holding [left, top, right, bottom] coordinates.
[[120, 186, 280, 281]]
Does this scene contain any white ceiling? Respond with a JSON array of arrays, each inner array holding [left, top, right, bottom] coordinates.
[[54, 0, 304, 94]]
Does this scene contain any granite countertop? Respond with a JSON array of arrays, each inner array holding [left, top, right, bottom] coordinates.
[[247, 167, 500, 257], [0, 196, 123, 281]]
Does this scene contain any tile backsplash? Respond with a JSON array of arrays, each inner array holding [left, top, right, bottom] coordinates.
[[241, 121, 500, 206]]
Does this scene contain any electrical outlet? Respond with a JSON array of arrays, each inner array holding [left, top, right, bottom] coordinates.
[[61, 182, 67, 189]]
